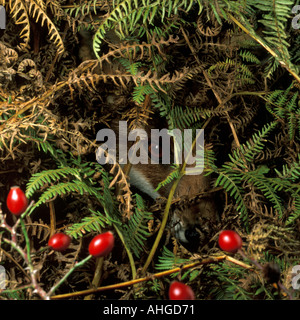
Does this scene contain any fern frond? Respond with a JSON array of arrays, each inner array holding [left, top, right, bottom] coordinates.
[[119, 58, 142, 76], [66, 209, 112, 239], [215, 169, 248, 223], [243, 170, 284, 217], [208, 58, 256, 85], [73, 68, 191, 94], [265, 87, 299, 140], [167, 105, 230, 130], [266, 86, 292, 117], [93, 0, 197, 58], [239, 50, 260, 64], [263, 57, 280, 79], [64, 0, 98, 18], [28, 180, 99, 215], [230, 122, 278, 166], [155, 246, 190, 271], [28, 0, 64, 54], [253, 0, 293, 61], [208, 262, 253, 300], [149, 90, 171, 117], [275, 158, 300, 182], [230, 2, 299, 82], [26, 166, 82, 198], [286, 91, 299, 140], [286, 196, 300, 226], [168, 106, 203, 130], [132, 84, 154, 104], [6, 0, 30, 51], [122, 194, 153, 257], [155, 165, 180, 192], [99, 35, 178, 66]]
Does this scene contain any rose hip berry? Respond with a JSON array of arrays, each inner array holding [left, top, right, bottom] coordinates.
[[218, 230, 242, 253], [168, 281, 195, 300], [88, 231, 114, 257], [48, 233, 71, 251], [6, 186, 28, 216]]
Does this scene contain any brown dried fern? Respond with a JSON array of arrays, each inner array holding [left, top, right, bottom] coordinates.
[[1, 0, 64, 54], [4, 0, 30, 51], [100, 35, 179, 67], [28, 0, 64, 54], [71, 63, 192, 95], [96, 148, 133, 219]]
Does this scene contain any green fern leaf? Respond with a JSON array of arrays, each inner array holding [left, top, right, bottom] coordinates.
[[26, 166, 82, 198], [122, 194, 153, 257], [28, 180, 99, 215], [155, 246, 190, 271], [155, 165, 180, 192], [66, 209, 112, 239], [215, 169, 248, 224], [243, 171, 284, 217]]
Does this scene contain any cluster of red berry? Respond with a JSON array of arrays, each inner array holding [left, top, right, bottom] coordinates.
[[5, 187, 288, 300], [5, 186, 115, 257], [48, 231, 115, 257], [167, 230, 243, 300]]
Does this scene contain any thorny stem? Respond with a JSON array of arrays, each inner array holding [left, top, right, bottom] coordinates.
[[1, 201, 94, 299], [2, 235, 47, 299], [0, 204, 49, 299]]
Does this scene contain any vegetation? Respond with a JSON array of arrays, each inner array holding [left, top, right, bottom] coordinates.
[[0, 0, 299, 300]]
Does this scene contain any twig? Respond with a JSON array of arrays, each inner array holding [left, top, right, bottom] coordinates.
[[48, 201, 56, 237], [47, 255, 92, 297], [51, 254, 255, 299]]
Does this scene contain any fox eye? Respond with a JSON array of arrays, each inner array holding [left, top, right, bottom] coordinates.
[[148, 142, 162, 161]]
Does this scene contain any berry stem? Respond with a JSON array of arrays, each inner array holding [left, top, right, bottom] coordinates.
[[238, 249, 263, 270], [47, 254, 93, 297]]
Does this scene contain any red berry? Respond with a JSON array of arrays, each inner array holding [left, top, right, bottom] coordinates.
[[88, 231, 114, 257], [218, 230, 242, 253], [168, 281, 195, 300], [6, 186, 28, 216], [48, 233, 71, 251]]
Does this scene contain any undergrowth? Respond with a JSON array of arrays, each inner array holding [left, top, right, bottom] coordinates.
[[0, 0, 299, 300]]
